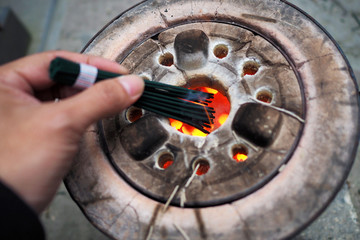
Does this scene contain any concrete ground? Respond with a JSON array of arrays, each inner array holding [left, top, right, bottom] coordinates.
[[0, 0, 359, 239]]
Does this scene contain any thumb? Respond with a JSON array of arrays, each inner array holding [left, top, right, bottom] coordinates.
[[55, 75, 144, 131]]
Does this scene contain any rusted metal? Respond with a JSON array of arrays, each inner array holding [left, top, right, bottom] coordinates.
[[65, 0, 360, 239]]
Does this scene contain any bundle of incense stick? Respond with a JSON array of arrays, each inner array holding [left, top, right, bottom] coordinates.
[[49, 57, 215, 133]]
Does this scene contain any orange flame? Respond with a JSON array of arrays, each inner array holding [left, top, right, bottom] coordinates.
[[169, 86, 230, 136], [233, 153, 248, 162], [162, 160, 174, 169], [170, 119, 183, 130], [218, 113, 228, 125]]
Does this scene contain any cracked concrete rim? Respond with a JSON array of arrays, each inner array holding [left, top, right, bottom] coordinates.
[[65, 0, 359, 239]]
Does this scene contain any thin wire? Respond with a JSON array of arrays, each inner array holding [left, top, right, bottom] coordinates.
[[185, 164, 200, 188], [145, 226, 153, 240], [174, 223, 191, 240], [163, 185, 180, 212]]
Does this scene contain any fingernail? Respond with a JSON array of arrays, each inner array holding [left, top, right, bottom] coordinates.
[[117, 75, 144, 98]]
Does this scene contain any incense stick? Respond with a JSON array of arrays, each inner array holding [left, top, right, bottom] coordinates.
[[145, 225, 154, 240], [185, 164, 200, 188], [179, 188, 187, 208], [163, 185, 180, 212], [49, 57, 215, 133], [180, 164, 200, 207], [174, 223, 190, 240]]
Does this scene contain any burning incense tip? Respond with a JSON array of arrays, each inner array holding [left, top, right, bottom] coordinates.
[[169, 86, 230, 136]]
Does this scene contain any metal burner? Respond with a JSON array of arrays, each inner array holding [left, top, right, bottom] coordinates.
[[102, 22, 304, 207], [65, 0, 359, 239]]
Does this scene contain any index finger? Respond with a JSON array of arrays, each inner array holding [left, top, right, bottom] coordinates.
[[0, 50, 129, 94]]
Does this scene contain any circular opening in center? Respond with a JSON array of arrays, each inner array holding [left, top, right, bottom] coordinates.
[[169, 76, 230, 137]]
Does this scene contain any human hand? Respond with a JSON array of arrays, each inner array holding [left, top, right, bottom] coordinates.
[[0, 51, 144, 213]]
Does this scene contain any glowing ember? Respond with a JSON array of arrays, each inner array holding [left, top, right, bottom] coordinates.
[[218, 113, 228, 125], [158, 153, 174, 169], [232, 146, 248, 162], [204, 87, 218, 94], [233, 153, 248, 162], [169, 86, 230, 136], [195, 160, 210, 175], [170, 119, 183, 130], [191, 129, 208, 137], [162, 160, 174, 169]]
